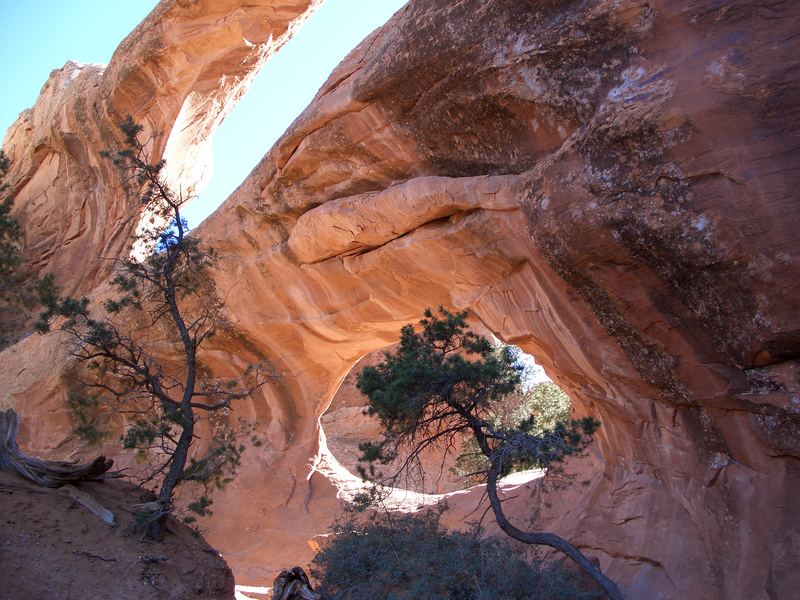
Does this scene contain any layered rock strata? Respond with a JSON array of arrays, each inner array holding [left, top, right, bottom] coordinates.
[[2, 1, 799, 598]]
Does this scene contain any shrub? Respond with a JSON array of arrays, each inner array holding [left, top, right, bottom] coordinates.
[[312, 508, 602, 599]]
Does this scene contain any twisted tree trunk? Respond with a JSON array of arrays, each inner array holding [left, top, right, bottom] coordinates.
[[0, 409, 113, 487], [486, 457, 623, 600], [272, 567, 321, 600]]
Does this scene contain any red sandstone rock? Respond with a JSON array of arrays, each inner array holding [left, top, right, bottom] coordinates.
[[2, 1, 800, 598], [1, 0, 321, 299]]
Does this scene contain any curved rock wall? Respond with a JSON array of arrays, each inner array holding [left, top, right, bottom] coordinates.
[[1, 0, 321, 297], [2, 1, 799, 598]]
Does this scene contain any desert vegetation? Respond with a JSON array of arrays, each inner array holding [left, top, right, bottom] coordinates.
[[36, 119, 268, 537], [0, 151, 48, 347], [312, 507, 602, 600], [346, 308, 621, 599]]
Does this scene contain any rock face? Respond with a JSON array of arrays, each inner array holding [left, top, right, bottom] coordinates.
[[1, 0, 321, 298], [2, 1, 800, 598]]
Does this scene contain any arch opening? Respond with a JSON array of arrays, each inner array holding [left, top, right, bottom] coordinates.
[[316, 330, 580, 510]]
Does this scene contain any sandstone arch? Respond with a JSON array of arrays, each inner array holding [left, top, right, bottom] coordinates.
[[1, 0, 322, 299], [2, 0, 799, 598]]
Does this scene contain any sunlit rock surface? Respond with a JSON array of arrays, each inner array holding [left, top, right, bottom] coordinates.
[[1, 0, 321, 298], [2, 0, 800, 598]]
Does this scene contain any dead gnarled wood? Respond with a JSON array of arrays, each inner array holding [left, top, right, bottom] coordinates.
[[62, 484, 117, 526], [0, 409, 114, 487], [272, 567, 321, 600]]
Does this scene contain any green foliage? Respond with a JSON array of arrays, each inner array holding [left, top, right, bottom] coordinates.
[[524, 381, 572, 433], [0, 151, 21, 285], [357, 309, 520, 433], [182, 420, 253, 492], [452, 380, 586, 485], [312, 509, 601, 600], [65, 382, 109, 445], [36, 118, 265, 537], [122, 415, 173, 450], [185, 495, 213, 519], [352, 310, 620, 600], [179, 421, 255, 524], [356, 307, 600, 487]]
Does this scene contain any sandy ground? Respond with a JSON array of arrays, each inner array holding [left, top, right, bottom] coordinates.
[[0, 470, 234, 600]]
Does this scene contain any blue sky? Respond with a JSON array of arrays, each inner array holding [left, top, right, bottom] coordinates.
[[0, 0, 407, 227]]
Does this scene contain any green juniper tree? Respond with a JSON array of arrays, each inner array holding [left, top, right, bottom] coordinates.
[[355, 307, 623, 600], [452, 378, 575, 486], [38, 118, 268, 538]]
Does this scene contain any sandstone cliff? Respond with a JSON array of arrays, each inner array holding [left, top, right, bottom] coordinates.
[[1, 0, 321, 298], [2, 1, 799, 598]]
